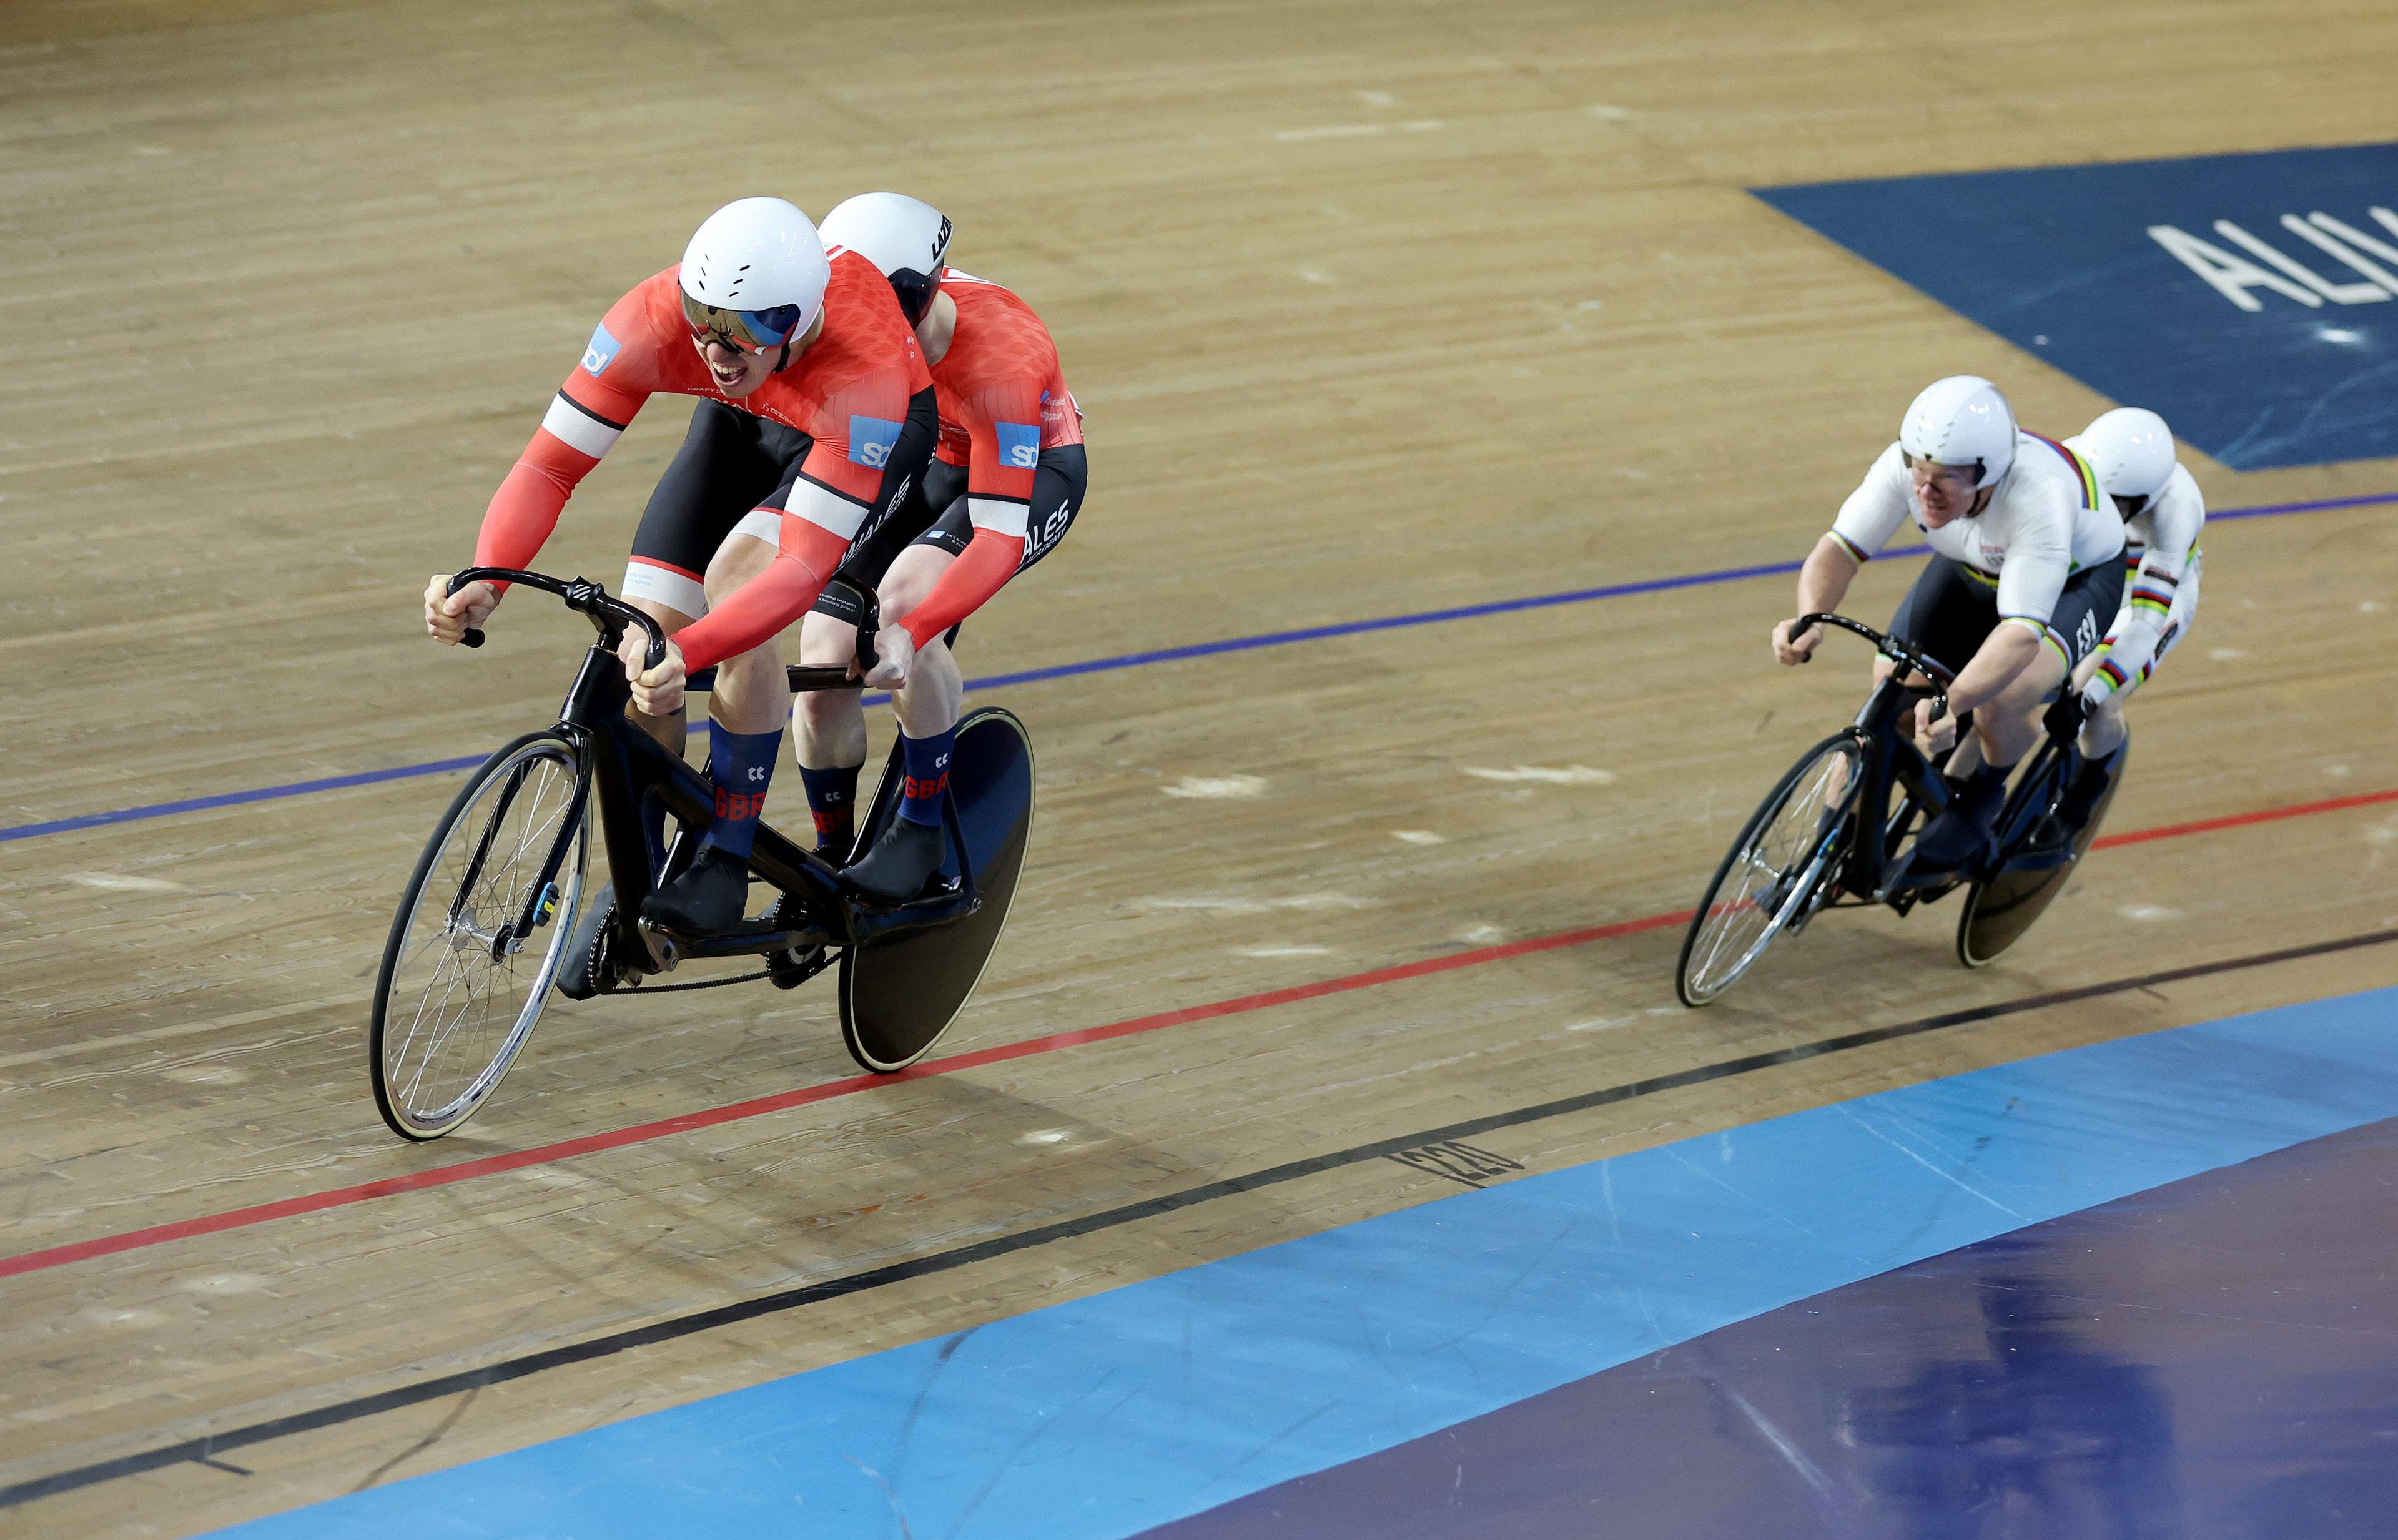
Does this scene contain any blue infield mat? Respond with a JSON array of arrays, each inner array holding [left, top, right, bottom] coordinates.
[[213, 982, 2398, 1539], [1754, 142, 2398, 470]]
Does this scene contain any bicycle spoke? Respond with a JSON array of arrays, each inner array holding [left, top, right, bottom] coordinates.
[[1682, 738, 1860, 1005], [374, 738, 584, 1136]]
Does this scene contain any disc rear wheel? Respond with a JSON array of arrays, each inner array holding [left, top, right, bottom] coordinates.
[[1956, 744, 2118, 968], [839, 706, 1034, 1072]]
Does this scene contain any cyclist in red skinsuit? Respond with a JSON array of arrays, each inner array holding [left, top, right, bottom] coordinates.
[[794, 194, 1089, 900], [423, 197, 937, 939], [461, 254, 934, 673], [891, 270, 1085, 640]]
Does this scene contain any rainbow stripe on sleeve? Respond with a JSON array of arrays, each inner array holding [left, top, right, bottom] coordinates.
[[2028, 433, 2103, 510]]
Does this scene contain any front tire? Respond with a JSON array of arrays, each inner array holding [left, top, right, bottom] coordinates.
[[1677, 732, 1863, 1007], [370, 731, 588, 1140]]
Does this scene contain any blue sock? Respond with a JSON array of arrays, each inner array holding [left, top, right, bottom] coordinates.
[[703, 722, 782, 861], [797, 762, 861, 851], [898, 726, 955, 827]]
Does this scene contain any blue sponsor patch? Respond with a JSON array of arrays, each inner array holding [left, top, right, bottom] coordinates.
[[995, 421, 1041, 470], [847, 414, 902, 471], [1753, 142, 2398, 469], [580, 322, 621, 378]]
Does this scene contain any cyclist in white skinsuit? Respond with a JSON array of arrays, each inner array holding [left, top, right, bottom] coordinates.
[[1772, 377, 2126, 872], [2035, 407, 2206, 841]]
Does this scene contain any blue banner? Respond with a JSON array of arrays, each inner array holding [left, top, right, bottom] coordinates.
[[1755, 143, 2398, 469]]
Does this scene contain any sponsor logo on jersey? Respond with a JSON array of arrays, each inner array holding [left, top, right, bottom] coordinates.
[[996, 421, 1040, 469], [848, 415, 903, 470], [581, 323, 621, 377]]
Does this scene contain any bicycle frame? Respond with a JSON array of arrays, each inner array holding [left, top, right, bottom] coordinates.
[[445, 566, 984, 987], [1832, 668, 1953, 902], [1787, 613, 1961, 907]]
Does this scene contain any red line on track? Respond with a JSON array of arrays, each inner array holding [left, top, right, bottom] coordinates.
[[2090, 785, 2398, 848], [5, 786, 2392, 1283]]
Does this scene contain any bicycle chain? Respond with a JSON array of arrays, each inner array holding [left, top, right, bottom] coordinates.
[[604, 968, 775, 994]]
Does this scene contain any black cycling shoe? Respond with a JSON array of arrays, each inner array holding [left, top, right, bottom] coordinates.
[[556, 881, 615, 999], [1910, 766, 2010, 875], [842, 816, 947, 904], [2024, 741, 2130, 861], [639, 846, 751, 935], [2058, 740, 2129, 828]]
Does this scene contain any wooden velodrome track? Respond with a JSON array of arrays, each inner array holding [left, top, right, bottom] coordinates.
[[4, 0, 2395, 1532]]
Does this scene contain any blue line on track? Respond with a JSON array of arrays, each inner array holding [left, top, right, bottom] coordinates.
[[0, 756, 492, 844], [5, 488, 2389, 846]]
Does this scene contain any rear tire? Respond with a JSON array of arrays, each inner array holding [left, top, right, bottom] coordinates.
[[1677, 732, 1862, 1007], [838, 707, 1035, 1072], [370, 731, 588, 1140], [1956, 743, 2119, 968]]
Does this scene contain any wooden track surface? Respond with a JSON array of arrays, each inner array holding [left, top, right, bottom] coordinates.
[[3, 0, 2395, 1532]]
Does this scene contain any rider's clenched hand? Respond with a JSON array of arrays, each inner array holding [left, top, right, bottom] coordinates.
[[619, 631, 686, 718], [1912, 696, 1959, 756], [862, 624, 916, 689], [425, 576, 500, 644], [1771, 617, 1822, 666]]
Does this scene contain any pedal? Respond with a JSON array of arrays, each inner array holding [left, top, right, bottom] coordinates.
[[843, 880, 980, 945], [636, 918, 681, 972]]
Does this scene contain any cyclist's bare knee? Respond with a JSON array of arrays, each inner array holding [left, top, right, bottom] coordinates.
[[791, 611, 866, 762], [876, 545, 953, 620], [702, 533, 775, 604]]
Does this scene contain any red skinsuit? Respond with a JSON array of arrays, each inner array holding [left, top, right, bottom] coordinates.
[[893, 270, 1082, 648], [473, 254, 931, 671]]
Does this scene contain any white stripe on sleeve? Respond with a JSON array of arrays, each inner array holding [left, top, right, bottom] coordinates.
[[621, 559, 708, 619], [782, 476, 869, 541], [541, 394, 623, 458], [967, 496, 1031, 539]]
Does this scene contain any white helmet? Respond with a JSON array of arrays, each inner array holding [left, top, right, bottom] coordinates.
[[818, 192, 953, 325], [678, 197, 831, 353], [1899, 375, 2016, 489], [2068, 407, 2176, 510]]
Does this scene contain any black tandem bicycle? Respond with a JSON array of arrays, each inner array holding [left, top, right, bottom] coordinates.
[[1675, 611, 2123, 1007], [367, 566, 1035, 1140]]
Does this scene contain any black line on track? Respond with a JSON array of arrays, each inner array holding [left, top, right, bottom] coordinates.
[[9, 924, 2392, 1508]]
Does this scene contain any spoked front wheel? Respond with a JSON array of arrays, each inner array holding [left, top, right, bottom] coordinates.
[[370, 731, 589, 1140], [1677, 732, 1863, 1007]]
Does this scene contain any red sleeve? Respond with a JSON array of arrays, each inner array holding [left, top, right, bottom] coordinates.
[[959, 369, 1045, 506], [473, 436, 595, 576], [901, 528, 1025, 647], [469, 281, 666, 583], [673, 513, 852, 673], [799, 363, 911, 507]]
